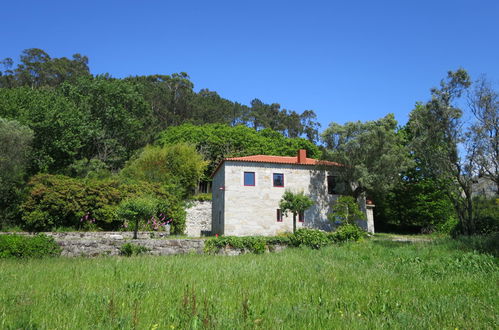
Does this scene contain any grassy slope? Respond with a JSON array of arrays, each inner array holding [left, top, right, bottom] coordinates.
[[0, 239, 497, 329]]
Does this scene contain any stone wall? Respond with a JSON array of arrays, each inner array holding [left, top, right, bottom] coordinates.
[[0, 232, 204, 257], [0, 231, 290, 257], [185, 201, 212, 237]]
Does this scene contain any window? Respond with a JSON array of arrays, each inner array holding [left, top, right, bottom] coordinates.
[[273, 173, 284, 187], [299, 211, 304, 223], [244, 172, 255, 186], [328, 176, 338, 194], [276, 209, 283, 222]]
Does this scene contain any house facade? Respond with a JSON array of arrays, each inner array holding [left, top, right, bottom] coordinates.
[[211, 149, 375, 236]]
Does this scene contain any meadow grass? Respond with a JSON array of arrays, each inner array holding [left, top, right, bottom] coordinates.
[[0, 238, 497, 329]]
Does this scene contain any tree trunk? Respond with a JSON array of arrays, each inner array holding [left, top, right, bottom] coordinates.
[[133, 218, 138, 239], [293, 213, 297, 233]]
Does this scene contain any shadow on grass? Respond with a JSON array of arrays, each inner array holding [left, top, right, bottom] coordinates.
[[448, 233, 499, 257]]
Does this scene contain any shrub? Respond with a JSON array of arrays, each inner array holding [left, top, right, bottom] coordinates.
[[0, 234, 61, 258], [20, 174, 186, 234], [328, 196, 365, 225], [290, 228, 329, 249], [190, 193, 212, 202], [119, 243, 150, 257], [472, 197, 499, 235], [328, 224, 366, 243], [204, 236, 270, 254]]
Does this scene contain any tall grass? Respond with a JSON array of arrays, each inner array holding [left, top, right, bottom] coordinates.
[[0, 239, 497, 329]]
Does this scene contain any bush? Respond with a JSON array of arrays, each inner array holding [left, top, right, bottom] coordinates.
[[328, 224, 366, 243], [190, 193, 212, 202], [290, 228, 329, 249], [0, 234, 61, 258], [204, 236, 288, 254], [119, 243, 150, 257], [20, 174, 186, 234], [472, 197, 499, 235]]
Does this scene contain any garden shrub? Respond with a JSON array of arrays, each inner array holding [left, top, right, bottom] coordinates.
[[190, 193, 212, 202], [472, 197, 499, 235], [204, 236, 272, 254], [290, 228, 329, 249], [119, 243, 150, 257], [328, 224, 366, 243], [20, 174, 186, 234], [0, 234, 61, 258]]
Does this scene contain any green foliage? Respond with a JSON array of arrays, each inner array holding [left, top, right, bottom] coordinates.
[[116, 196, 170, 238], [322, 114, 412, 197], [0, 118, 33, 228], [157, 123, 320, 176], [279, 190, 314, 233], [204, 236, 269, 254], [190, 193, 212, 202], [471, 197, 499, 235], [119, 243, 150, 257], [328, 224, 366, 243], [0, 234, 61, 258], [121, 143, 207, 197], [376, 171, 457, 233], [0, 48, 90, 88], [290, 228, 329, 249], [449, 233, 499, 257], [19, 174, 186, 234], [328, 196, 365, 225]]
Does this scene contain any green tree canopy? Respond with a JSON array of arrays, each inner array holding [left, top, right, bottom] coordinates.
[[157, 123, 321, 176], [321, 114, 411, 198], [279, 190, 314, 233], [0, 118, 34, 227], [121, 143, 207, 197]]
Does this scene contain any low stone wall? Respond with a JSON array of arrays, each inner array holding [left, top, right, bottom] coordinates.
[[58, 237, 205, 257], [0, 231, 290, 257], [0, 232, 204, 257], [185, 201, 212, 237]]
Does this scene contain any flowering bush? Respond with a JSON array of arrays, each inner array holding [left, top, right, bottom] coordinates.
[[20, 174, 186, 234]]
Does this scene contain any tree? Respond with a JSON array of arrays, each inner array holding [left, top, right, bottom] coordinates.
[[279, 190, 314, 233], [156, 123, 321, 176], [121, 143, 207, 197], [468, 77, 499, 194], [116, 196, 160, 239], [328, 196, 365, 225], [0, 48, 90, 88], [0, 118, 33, 227], [407, 69, 477, 234], [321, 114, 411, 199]]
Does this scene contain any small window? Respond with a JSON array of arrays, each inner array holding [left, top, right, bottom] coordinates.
[[299, 211, 304, 223], [276, 209, 283, 222], [273, 173, 284, 187], [244, 172, 255, 186]]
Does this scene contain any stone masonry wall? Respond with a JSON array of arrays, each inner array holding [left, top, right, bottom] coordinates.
[[0, 232, 204, 257], [0, 232, 290, 257], [185, 201, 212, 237]]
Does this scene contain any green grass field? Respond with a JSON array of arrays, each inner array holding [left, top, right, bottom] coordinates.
[[1, 238, 497, 329]]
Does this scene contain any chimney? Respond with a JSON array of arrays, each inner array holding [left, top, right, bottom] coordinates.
[[297, 149, 307, 164]]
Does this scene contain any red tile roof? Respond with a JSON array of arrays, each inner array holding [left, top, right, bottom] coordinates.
[[211, 154, 340, 177], [224, 154, 340, 166]]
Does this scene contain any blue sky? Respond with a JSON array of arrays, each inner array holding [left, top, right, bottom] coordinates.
[[2, 0, 498, 129]]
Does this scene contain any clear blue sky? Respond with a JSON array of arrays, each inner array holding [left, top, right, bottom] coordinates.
[[2, 0, 498, 129]]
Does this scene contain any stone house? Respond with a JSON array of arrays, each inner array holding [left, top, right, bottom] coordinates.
[[211, 149, 374, 236]]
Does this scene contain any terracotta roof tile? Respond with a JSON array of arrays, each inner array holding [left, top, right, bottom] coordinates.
[[211, 154, 340, 177], [224, 155, 340, 166]]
